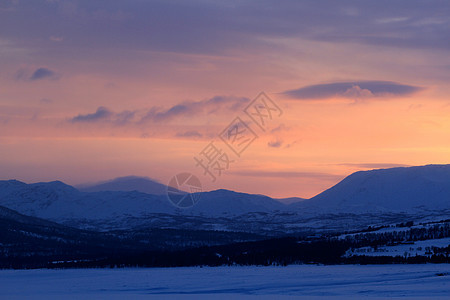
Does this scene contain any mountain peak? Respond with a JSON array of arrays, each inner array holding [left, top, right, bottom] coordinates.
[[30, 180, 79, 192], [0, 179, 26, 185], [296, 164, 450, 212], [77, 175, 168, 195]]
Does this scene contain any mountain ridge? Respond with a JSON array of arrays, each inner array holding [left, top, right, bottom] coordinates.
[[1, 164, 450, 231], [292, 164, 450, 213], [76, 175, 169, 195]]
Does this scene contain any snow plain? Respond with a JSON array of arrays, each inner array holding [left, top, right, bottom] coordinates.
[[1, 265, 449, 299]]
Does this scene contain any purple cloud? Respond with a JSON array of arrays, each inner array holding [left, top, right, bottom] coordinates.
[[1, 0, 449, 59], [176, 130, 203, 138], [30, 68, 58, 81], [71, 107, 112, 123], [69, 95, 248, 126], [142, 96, 249, 122], [268, 140, 283, 148], [282, 81, 423, 100]]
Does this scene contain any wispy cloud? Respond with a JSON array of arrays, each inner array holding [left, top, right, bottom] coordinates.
[[39, 98, 53, 104], [15, 67, 60, 81], [232, 170, 344, 181], [0, 0, 18, 12], [282, 81, 423, 101], [267, 124, 293, 149], [338, 163, 411, 169], [175, 130, 203, 139], [70, 107, 112, 123], [3, 1, 449, 58], [30, 67, 59, 81], [68, 95, 249, 126], [142, 96, 249, 122], [114, 110, 136, 125], [270, 123, 290, 134], [268, 139, 283, 148], [375, 17, 410, 24], [49, 36, 64, 42]]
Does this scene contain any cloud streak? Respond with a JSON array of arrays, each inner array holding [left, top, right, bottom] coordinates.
[[232, 170, 344, 181], [69, 96, 249, 125], [30, 67, 58, 81], [338, 163, 411, 169], [71, 107, 112, 123], [142, 96, 249, 122], [282, 81, 423, 100], [268, 140, 283, 148], [175, 130, 203, 138]]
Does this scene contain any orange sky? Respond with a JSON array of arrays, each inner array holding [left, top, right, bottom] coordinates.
[[1, 1, 449, 198]]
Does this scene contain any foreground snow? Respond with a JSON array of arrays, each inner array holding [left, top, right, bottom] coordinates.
[[0, 265, 449, 299]]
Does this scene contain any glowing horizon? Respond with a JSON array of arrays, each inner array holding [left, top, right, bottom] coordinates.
[[1, 0, 449, 198]]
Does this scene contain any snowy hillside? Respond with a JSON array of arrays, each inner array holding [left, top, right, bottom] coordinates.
[[0, 181, 174, 229], [0, 203, 65, 227], [0, 180, 289, 229], [189, 189, 286, 215], [292, 164, 450, 213]]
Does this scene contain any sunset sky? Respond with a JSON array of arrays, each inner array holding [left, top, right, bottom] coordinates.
[[1, 0, 449, 198]]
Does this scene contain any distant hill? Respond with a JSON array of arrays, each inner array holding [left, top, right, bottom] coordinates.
[[292, 164, 450, 213], [0, 180, 288, 230], [77, 176, 169, 195], [0, 203, 66, 228], [276, 197, 306, 205], [189, 189, 286, 215]]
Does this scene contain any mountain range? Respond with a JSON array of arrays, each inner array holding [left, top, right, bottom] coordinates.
[[1, 165, 449, 232], [1, 164, 449, 268]]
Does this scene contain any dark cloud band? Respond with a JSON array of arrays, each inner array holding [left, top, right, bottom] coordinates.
[[69, 96, 249, 124], [71, 107, 112, 123], [282, 81, 423, 100]]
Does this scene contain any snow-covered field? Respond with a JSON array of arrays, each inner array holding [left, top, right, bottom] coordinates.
[[346, 238, 450, 257], [1, 265, 449, 299]]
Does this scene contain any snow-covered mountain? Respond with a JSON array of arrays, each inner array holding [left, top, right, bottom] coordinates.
[[76, 176, 169, 195], [2, 164, 450, 231], [292, 164, 450, 213], [0, 180, 174, 228], [0, 180, 289, 229], [189, 189, 286, 215]]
